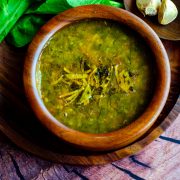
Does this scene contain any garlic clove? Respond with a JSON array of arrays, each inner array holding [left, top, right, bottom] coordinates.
[[158, 0, 178, 25], [136, 0, 161, 16]]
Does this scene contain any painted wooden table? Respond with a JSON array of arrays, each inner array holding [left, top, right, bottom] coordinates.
[[0, 115, 179, 180]]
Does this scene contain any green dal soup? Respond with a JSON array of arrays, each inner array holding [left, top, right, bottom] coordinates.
[[36, 20, 155, 134]]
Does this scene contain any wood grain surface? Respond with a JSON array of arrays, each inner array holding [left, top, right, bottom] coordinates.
[[0, 115, 179, 179], [0, 35, 180, 166]]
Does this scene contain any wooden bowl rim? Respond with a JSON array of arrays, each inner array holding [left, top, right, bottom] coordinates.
[[23, 5, 171, 151]]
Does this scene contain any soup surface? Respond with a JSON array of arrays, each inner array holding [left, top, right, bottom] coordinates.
[[36, 20, 154, 134]]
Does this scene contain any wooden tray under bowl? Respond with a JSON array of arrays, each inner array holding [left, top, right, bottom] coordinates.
[[0, 39, 179, 165]]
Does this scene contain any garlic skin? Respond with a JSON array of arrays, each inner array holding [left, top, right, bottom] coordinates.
[[158, 0, 178, 25], [136, 0, 161, 16]]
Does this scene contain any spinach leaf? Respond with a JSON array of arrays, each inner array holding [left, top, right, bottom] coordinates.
[[5, 0, 123, 47], [0, 0, 41, 43], [67, 0, 109, 7], [109, 1, 124, 8], [26, 0, 71, 14], [66, 0, 121, 7], [6, 15, 50, 47]]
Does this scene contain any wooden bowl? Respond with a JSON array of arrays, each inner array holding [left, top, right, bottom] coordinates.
[[24, 5, 170, 151]]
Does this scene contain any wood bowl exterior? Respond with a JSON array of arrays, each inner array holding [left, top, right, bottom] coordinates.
[[23, 5, 171, 151]]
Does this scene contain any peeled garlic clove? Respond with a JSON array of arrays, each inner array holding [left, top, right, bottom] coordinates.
[[158, 0, 178, 25], [136, 0, 161, 16]]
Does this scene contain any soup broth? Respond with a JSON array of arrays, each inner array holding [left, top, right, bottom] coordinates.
[[36, 20, 154, 133]]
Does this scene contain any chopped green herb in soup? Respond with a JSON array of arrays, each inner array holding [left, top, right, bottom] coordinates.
[[36, 20, 154, 134]]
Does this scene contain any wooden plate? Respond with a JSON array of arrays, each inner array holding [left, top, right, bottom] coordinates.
[[0, 39, 179, 165], [124, 0, 180, 40]]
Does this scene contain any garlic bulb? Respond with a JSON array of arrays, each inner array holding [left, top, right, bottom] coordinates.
[[158, 0, 178, 25], [136, 0, 161, 16]]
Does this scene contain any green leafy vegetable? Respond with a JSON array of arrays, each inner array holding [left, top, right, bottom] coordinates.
[[3, 0, 124, 47], [6, 15, 49, 47], [0, 0, 42, 43], [109, 1, 124, 8], [26, 0, 71, 14], [67, 0, 121, 7]]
